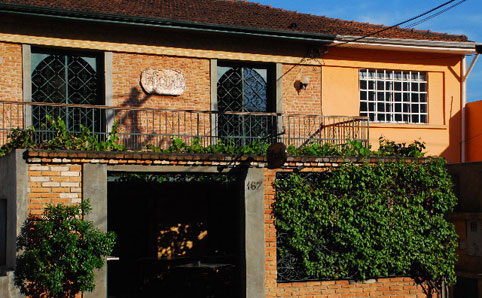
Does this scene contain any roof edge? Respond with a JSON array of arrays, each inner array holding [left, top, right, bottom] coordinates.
[[0, 2, 475, 52], [334, 35, 477, 54], [0, 3, 338, 42]]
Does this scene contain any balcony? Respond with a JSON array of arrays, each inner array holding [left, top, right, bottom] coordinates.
[[0, 100, 369, 152]]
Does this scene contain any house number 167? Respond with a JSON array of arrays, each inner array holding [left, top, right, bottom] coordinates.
[[247, 181, 262, 190]]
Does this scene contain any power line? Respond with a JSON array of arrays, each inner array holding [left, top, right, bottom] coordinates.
[[328, 0, 461, 49], [278, 0, 467, 80], [404, 0, 466, 28]]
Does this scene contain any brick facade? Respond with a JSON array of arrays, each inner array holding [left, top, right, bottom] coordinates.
[[0, 42, 22, 102], [27, 164, 82, 215], [281, 64, 322, 115], [112, 52, 211, 110], [0, 42, 23, 145]]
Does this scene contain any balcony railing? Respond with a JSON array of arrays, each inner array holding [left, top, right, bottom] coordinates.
[[0, 100, 369, 151]]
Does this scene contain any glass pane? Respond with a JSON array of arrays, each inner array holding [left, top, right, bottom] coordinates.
[[386, 82, 393, 91], [377, 103, 385, 112], [368, 81, 375, 90], [395, 82, 401, 91], [403, 82, 410, 91], [377, 92, 385, 101], [411, 83, 419, 91], [377, 81, 384, 90], [360, 102, 367, 112], [403, 103, 410, 113], [412, 104, 419, 113], [421, 104, 427, 113], [421, 115, 427, 123], [360, 91, 367, 100], [360, 80, 367, 89]]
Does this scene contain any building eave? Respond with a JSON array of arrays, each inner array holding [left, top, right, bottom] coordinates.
[[334, 35, 477, 54]]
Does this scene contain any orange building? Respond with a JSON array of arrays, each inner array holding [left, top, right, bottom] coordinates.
[[0, 1, 479, 297]]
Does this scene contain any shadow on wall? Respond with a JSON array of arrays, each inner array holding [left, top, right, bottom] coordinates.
[[440, 107, 462, 163], [108, 87, 180, 150]]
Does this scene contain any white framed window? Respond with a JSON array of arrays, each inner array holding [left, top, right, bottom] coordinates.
[[359, 69, 428, 124]]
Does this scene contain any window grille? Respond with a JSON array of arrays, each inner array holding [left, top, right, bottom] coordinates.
[[31, 48, 104, 133], [217, 64, 276, 145], [359, 69, 427, 124]]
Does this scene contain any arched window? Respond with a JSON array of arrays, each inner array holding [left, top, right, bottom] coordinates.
[[31, 48, 104, 133], [217, 63, 276, 145]]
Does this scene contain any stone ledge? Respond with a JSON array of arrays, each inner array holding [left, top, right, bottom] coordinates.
[[23, 149, 432, 168]]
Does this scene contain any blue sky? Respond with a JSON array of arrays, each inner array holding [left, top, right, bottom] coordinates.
[[255, 0, 482, 102]]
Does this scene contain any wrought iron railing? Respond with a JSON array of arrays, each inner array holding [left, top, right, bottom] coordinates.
[[0, 100, 369, 150]]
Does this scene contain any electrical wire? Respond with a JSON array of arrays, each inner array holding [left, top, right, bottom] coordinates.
[[404, 0, 466, 28], [277, 0, 468, 80], [328, 0, 461, 49]]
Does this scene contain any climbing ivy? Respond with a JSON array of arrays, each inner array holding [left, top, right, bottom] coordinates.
[[274, 158, 457, 295]]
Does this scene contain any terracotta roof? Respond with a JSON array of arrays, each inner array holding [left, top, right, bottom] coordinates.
[[0, 0, 469, 42]]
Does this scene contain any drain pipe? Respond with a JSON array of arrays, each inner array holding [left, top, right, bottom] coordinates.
[[461, 44, 481, 162]]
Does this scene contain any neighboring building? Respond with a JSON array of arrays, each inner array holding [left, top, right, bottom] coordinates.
[[0, 1, 478, 297], [448, 163, 482, 298], [465, 100, 482, 162]]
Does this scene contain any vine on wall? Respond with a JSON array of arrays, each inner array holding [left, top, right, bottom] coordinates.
[[274, 159, 458, 295]]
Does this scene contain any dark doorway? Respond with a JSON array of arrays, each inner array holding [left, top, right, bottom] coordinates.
[[107, 173, 244, 298]]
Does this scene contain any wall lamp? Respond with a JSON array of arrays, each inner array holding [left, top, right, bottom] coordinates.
[[295, 76, 310, 93]]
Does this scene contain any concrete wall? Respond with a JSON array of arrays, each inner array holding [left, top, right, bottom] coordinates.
[[0, 150, 28, 298]]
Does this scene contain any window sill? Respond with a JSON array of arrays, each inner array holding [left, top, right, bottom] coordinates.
[[369, 123, 446, 130]]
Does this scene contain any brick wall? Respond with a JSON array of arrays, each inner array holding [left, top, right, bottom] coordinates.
[[0, 42, 22, 102], [110, 52, 212, 148], [281, 64, 322, 115], [0, 42, 23, 145], [27, 164, 82, 215], [112, 52, 211, 110]]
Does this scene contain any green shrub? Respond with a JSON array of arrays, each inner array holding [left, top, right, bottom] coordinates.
[[14, 201, 116, 298], [274, 158, 457, 295]]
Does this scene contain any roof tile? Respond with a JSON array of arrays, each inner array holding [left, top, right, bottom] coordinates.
[[0, 0, 469, 42]]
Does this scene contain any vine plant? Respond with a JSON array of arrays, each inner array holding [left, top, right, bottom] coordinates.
[[274, 158, 457, 296], [0, 115, 426, 158]]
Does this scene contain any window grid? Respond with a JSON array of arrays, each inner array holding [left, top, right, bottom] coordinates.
[[359, 69, 427, 124]]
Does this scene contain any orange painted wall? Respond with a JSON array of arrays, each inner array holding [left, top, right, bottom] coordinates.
[[314, 47, 464, 163], [465, 100, 482, 162]]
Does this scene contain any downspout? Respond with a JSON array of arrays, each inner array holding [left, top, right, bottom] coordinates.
[[461, 44, 481, 162]]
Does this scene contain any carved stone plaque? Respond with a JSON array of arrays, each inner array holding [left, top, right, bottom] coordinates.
[[140, 67, 186, 96]]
